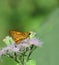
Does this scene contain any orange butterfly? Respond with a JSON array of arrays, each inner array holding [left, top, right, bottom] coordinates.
[[10, 31, 31, 44]]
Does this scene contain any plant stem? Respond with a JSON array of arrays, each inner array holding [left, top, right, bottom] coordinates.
[[27, 45, 37, 61], [14, 52, 20, 63]]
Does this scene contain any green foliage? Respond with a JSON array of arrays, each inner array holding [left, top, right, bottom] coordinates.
[[31, 8, 59, 65], [26, 60, 36, 65], [0, 0, 59, 65], [35, 0, 58, 12]]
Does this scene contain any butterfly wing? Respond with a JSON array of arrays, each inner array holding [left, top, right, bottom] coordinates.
[[10, 31, 30, 44]]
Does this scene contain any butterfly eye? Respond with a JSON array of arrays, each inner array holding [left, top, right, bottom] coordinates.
[[28, 32, 31, 36]]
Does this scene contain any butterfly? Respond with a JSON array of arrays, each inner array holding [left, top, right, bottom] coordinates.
[[10, 31, 31, 44]]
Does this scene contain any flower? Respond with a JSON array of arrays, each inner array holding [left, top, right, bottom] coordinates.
[[0, 44, 19, 57], [0, 49, 5, 57], [3, 36, 15, 46], [29, 38, 43, 47], [16, 38, 29, 48], [0, 31, 43, 64], [16, 37, 43, 48], [1, 32, 43, 56]]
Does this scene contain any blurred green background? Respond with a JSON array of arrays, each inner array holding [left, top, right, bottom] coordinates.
[[0, 0, 59, 65]]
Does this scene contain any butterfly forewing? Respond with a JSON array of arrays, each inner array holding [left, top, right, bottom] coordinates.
[[10, 31, 30, 44]]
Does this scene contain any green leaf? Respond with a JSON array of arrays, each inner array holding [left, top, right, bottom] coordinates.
[[26, 60, 36, 65]]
